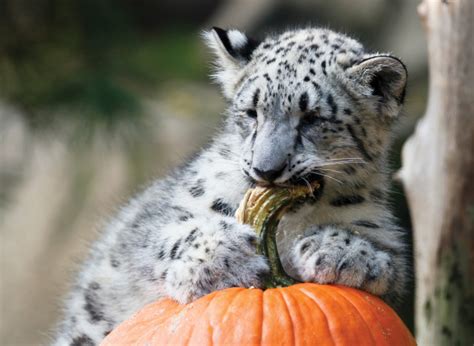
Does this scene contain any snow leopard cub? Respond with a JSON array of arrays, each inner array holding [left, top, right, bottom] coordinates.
[[53, 27, 409, 345]]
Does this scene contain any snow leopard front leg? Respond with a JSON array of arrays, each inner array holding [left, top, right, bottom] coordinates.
[[161, 215, 269, 303], [291, 224, 407, 300], [54, 214, 269, 345]]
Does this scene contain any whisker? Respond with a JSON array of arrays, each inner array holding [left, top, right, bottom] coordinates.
[[318, 168, 344, 174], [323, 157, 364, 161], [311, 161, 367, 167], [318, 173, 344, 185], [300, 176, 316, 193]]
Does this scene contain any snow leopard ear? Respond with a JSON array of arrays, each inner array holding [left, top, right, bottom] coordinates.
[[347, 55, 407, 117], [203, 27, 260, 99]]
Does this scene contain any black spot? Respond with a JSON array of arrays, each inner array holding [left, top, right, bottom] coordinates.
[[215, 171, 228, 179], [219, 220, 230, 230], [246, 234, 257, 246], [110, 257, 120, 268], [360, 250, 367, 255], [71, 334, 94, 346], [326, 94, 338, 116], [330, 195, 365, 207], [299, 92, 309, 112], [338, 260, 349, 271], [344, 238, 351, 245], [346, 124, 373, 161], [217, 144, 233, 158], [343, 108, 352, 115], [161, 269, 168, 280], [370, 189, 384, 202], [157, 249, 166, 260], [253, 89, 260, 108], [309, 68, 316, 75], [185, 228, 198, 244], [321, 60, 327, 75], [210, 199, 234, 216], [367, 266, 378, 281], [170, 239, 182, 259], [352, 220, 380, 229], [266, 57, 276, 65], [300, 241, 311, 254], [330, 232, 339, 237], [90, 282, 100, 290], [304, 76, 310, 82], [104, 330, 113, 337], [84, 289, 104, 323]]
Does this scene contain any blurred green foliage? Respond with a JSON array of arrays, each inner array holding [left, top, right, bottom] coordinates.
[[0, 0, 208, 127]]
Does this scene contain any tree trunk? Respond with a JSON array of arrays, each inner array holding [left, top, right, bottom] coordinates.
[[399, 0, 474, 344]]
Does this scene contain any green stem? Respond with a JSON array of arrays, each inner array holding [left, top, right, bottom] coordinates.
[[249, 187, 313, 288], [259, 200, 296, 288]]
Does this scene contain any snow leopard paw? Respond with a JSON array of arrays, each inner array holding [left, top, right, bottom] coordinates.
[[291, 226, 394, 296], [164, 218, 269, 303]]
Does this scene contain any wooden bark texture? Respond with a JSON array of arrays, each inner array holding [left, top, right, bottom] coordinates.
[[400, 0, 474, 344]]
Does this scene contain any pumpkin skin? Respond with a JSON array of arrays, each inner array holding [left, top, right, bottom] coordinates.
[[101, 283, 416, 346]]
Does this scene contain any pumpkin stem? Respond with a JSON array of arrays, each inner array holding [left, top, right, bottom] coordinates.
[[236, 184, 320, 289]]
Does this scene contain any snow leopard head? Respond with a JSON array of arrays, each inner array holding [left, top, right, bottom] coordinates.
[[204, 27, 407, 187]]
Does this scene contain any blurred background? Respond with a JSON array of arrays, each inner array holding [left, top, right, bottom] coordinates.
[[0, 0, 427, 344]]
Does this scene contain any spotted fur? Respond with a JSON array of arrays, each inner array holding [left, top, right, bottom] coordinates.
[[53, 27, 409, 345]]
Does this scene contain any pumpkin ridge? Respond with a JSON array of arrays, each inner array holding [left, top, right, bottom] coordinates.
[[259, 289, 264, 346], [279, 288, 299, 346], [287, 285, 335, 345], [313, 285, 373, 344], [330, 286, 390, 346], [297, 286, 336, 346], [273, 288, 296, 346], [324, 286, 378, 346]]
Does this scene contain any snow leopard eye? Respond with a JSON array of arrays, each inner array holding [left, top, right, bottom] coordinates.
[[246, 109, 258, 119]]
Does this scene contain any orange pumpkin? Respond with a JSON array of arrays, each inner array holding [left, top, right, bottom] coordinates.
[[102, 185, 415, 345], [102, 284, 415, 345]]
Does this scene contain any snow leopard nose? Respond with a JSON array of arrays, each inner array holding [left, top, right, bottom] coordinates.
[[253, 164, 287, 183]]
